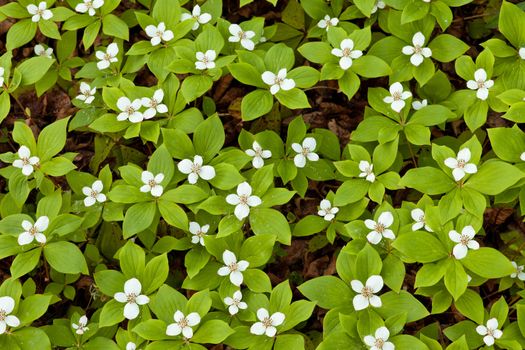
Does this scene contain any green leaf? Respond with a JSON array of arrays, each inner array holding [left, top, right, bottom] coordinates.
[[18, 294, 52, 325], [298, 276, 353, 309], [192, 320, 235, 344], [193, 115, 225, 162], [132, 319, 168, 341], [11, 247, 41, 279], [465, 160, 523, 195], [17, 57, 55, 86], [6, 19, 37, 50], [250, 208, 291, 245], [429, 35, 469, 62], [392, 232, 448, 263], [455, 289, 484, 324], [229, 63, 264, 87], [241, 89, 273, 121], [352, 55, 392, 78], [99, 299, 125, 327], [461, 247, 515, 278], [240, 234, 276, 267], [377, 291, 430, 323], [181, 75, 213, 103], [37, 117, 69, 161], [400, 167, 456, 195], [123, 201, 157, 238], [487, 127, 525, 163], [499, 1, 525, 48], [102, 14, 129, 40], [275, 88, 310, 109], [43, 241, 89, 274], [158, 199, 188, 230]]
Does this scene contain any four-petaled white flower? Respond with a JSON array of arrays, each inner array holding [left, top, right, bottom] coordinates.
[[317, 15, 339, 30], [245, 141, 272, 169], [177, 155, 216, 184], [228, 24, 256, 51], [364, 326, 395, 350], [189, 222, 209, 246], [371, 0, 386, 14], [511, 261, 525, 280], [217, 250, 249, 286], [411, 208, 432, 232], [114, 278, 150, 320], [351, 275, 384, 311], [13, 146, 39, 176], [449, 225, 479, 260], [476, 318, 503, 346], [82, 180, 106, 207], [250, 308, 285, 337], [27, 2, 53, 22], [181, 5, 211, 30], [444, 148, 477, 181], [18, 216, 48, 246], [365, 212, 395, 245], [292, 137, 319, 168], [331, 39, 363, 70], [521, 152, 525, 161], [72, 315, 89, 335], [195, 50, 216, 70], [75, 0, 104, 16], [318, 199, 339, 221], [145, 22, 174, 46], [261, 68, 295, 95], [96, 43, 118, 70], [166, 310, 200, 339], [141, 89, 168, 119], [466, 68, 494, 100], [412, 99, 427, 110], [383, 82, 412, 113], [402, 32, 432, 67], [0, 297, 20, 334], [359, 160, 375, 183], [34, 44, 53, 58], [140, 171, 164, 197], [76, 82, 96, 104], [520, 48, 525, 60], [117, 97, 143, 123], [224, 290, 248, 315], [126, 342, 136, 350], [226, 182, 261, 220], [0, 67, 4, 86]]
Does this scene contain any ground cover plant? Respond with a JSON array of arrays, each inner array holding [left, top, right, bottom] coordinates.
[[0, 0, 524, 349]]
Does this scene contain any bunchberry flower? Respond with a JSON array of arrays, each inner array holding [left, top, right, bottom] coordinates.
[[292, 137, 319, 168], [412, 99, 427, 110], [383, 82, 411, 113], [141, 89, 168, 119], [217, 250, 249, 286], [318, 199, 339, 221], [114, 278, 150, 320], [116, 97, 143, 123], [365, 212, 395, 244], [245, 141, 272, 169], [371, 0, 386, 13], [96, 43, 118, 70], [226, 182, 261, 220], [189, 222, 209, 246], [27, 2, 53, 22], [72, 315, 89, 335], [34, 44, 53, 58], [261, 68, 295, 95], [466, 68, 494, 100], [181, 5, 211, 30], [351, 275, 384, 310], [449, 225, 479, 259], [224, 290, 248, 315], [317, 15, 338, 30], [13, 146, 39, 176], [82, 180, 106, 207], [510, 261, 525, 280], [228, 24, 256, 51], [358, 160, 375, 183], [140, 171, 164, 197], [0, 297, 20, 334], [364, 326, 394, 350], [126, 343, 136, 350], [75, 0, 104, 16], [250, 308, 285, 337], [444, 148, 477, 181], [177, 155, 216, 184], [18, 216, 48, 246], [195, 50, 216, 70], [331, 39, 362, 70], [76, 82, 96, 104], [145, 22, 174, 46], [402, 32, 432, 67], [411, 208, 432, 232], [166, 310, 200, 339], [476, 318, 503, 346]]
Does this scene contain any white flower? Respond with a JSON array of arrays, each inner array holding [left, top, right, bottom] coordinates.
[[126, 343, 136, 350], [34, 44, 53, 58], [226, 182, 261, 220], [466, 68, 494, 100], [365, 212, 395, 245], [27, 2, 53, 22], [317, 15, 338, 30], [114, 278, 150, 320], [402, 32, 432, 67], [511, 261, 525, 280], [217, 250, 249, 286], [116, 97, 143, 123], [0, 67, 4, 87], [166, 310, 200, 339], [371, 0, 386, 14], [318, 199, 339, 221], [331, 39, 363, 70], [422, 0, 431, 2], [449, 225, 479, 260], [95, 43, 118, 70], [520, 48, 525, 60], [75, 0, 104, 16], [139, 171, 164, 197], [364, 326, 395, 350], [444, 148, 478, 181], [177, 155, 216, 184], [412, 99, 427, 110], [0, 297, 20, 334], [383, 82, 411, 113], [411, 208, 432, 232], [261, 68, 295, 95], [245, 141, 272, 169], [195, 50, 216, 70], [145, 22, 174, 46], [521, 152, 525, 161], [82, 180, 106, 207], [351, 275, 383, 310], [224, 290, 248, 315], [141, 89, 168, 119], [250, 308, 285, 337], [18, 216, 48, 246], [189, 222, 209, 246], [358, 160, 375, 183], [292, 137, 319, 168], [181, 5, 211, 30], [228, 24, 256, 51], [476, 318, 503, 346], [72, 315, 89, 335], [76, 82, 96, 104], [13, 146, 39, 176]]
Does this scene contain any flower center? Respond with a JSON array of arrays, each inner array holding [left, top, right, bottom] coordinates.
[[414, 45, 422, 54], [518, 266, 524, 273], [459, 234, 470, 246], [361, 286, 373, 298], [239, 195, 249, 205], [21, 157, 30, 165], [195, 230, 205, 238], [301, 147, 310, 156], [375, 338, 385, 349], [83, 90, 91, 97], [238, 31, 247, 39], [457, 159, 465, 168], [262, 317, 273, 328], [228, 262, 239, 272], [487, 328, 495, 337], [126, 106, 136, 115], [191, 163, 201, 174], [104, 53, 112, 61], [178, 317, 189, 328], [274, 76, 284, 86], [392, 92, 402, 100], [375, 223, 385, 234], [85, 1, 94, 8], [148, 180, 157, 188], [29, 226, 38, 236], [477, 80, 485, 89], [37, 8, 45, 16], [90, 190, 99, 198], [0, 310, 6, 321], [156, 30, 163, 37], [127, 293, 137, 304], [342, 48, 351, 57]]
